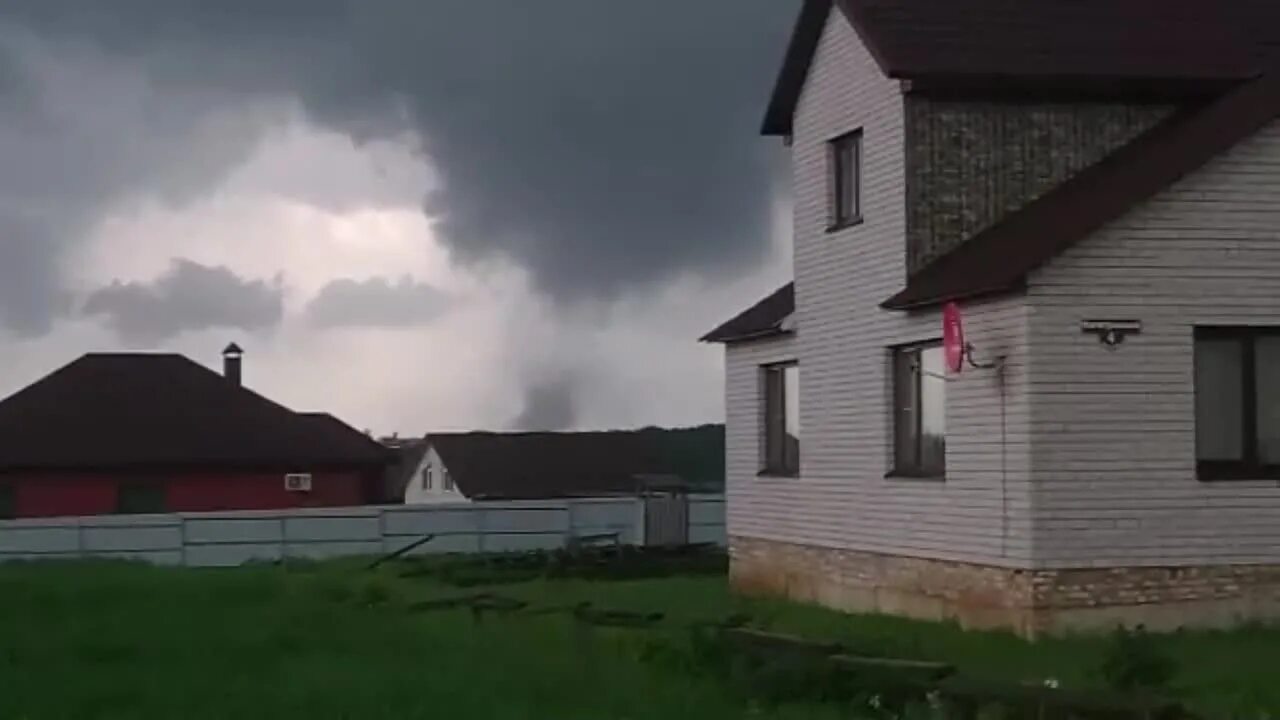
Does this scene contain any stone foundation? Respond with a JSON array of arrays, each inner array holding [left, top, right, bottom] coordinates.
[[730, 536, 1280, 636]]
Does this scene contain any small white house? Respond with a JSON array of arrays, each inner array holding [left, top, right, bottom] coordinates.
[[401, 427, 724, 504], [401, 443, 467, 505]]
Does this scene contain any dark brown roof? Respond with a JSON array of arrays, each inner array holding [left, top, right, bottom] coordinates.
[[0, 353, 389, 472], [883, 74, 1280, 310], [764, 0, 1280, 135], [381, 439, 428, 504], [700, 283, 794, 344], [427, 425, 724, 500]]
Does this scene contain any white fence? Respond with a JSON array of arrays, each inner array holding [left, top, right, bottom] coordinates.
[[0, 495, 726, 567]]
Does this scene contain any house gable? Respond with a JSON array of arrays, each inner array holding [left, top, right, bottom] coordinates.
[[756, 0, 1280, 313], [403, 443, 464, 505]]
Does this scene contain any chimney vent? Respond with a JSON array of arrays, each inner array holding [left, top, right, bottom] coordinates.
[[222, 342, 244, 386]]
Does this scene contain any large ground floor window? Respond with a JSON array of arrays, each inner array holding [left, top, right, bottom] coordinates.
[[1195, 326, 1280, 480], [761, 362, 800, 476], [892, 342, 946, 478]]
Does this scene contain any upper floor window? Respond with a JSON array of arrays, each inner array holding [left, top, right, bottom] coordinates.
[[892, 342, 946, 478], [422, 466, 433, 490], [443, 470, 455, 492], [1195, 326, 1280, 480], [762, 363, 800, 476], [829, 130, 862, 230]]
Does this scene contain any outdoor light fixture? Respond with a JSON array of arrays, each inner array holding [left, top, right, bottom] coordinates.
[[1081, 320, 1142, 349]]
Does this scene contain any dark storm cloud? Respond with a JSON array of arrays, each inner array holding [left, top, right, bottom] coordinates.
[[305, 276, 448, 328], [82, 259, 284, 347], [511, 375, 577, 432], [0, 221, 73, 338], [0, 27, 279, 337], [0, 0, 795, 325]]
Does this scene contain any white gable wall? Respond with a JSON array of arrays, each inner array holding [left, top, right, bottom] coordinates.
[[1027, 119, 1280, 568], [728, 10, 1034, 566], [402, 444, 468, 505]]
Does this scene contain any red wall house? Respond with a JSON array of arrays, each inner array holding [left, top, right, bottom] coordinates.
[[1, 469, 380, 519], [0, 350, 390, 520]]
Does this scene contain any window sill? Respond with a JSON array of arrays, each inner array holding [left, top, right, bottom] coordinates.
[[1198, 464, 1280, 482], [758, 469, 800, 479], [826, 217, 863, 233], [885, 469, 945, 481]]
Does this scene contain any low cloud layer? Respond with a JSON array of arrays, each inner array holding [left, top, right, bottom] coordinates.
[[304, 275, 448, 328], [82, 259, 285, 347]]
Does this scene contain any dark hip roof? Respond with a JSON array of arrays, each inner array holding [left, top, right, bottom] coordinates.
[[883, 74, 1280, 310], [426, 425, 725, 501], [764, 0, 1280, 135], [0, 353, 389, 472], [700, 283, 794, 344]]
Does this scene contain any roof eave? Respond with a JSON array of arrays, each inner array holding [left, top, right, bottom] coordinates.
[[761, 0, 833, 137], [880, 281, 1025, 311], [703, 327, 795, 346]]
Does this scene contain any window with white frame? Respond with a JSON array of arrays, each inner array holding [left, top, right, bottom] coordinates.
[[422, 466, 433, 490], [892, 342, 946, 478], [443, 470, 455, 492]]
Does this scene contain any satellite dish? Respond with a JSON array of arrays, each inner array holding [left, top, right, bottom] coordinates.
[[943, 302, 965, 373]]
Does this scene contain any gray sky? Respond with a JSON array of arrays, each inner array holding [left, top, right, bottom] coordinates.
[[0, 1, 796, 435]]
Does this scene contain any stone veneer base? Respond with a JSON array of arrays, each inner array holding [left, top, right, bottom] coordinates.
[[730, 535, 1280, 637]]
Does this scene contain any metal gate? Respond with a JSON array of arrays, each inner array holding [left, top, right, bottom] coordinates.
[[644, 492, 689, 547]]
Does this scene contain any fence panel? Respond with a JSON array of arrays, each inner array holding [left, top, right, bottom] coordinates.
[[688, 496, 728, 545], [0, 494, 725, 567]]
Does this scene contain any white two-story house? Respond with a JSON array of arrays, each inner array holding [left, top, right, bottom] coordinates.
[[704, 0, 1280, 635]]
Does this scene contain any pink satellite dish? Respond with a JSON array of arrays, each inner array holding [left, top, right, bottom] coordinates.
[[943, 302, 965, 373]]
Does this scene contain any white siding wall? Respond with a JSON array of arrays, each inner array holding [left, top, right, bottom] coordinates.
[[1027, 120, 1280, 568], [728, 11, 1034, 567], [726, 334, 800, 540], [402, 445, 468, 505]]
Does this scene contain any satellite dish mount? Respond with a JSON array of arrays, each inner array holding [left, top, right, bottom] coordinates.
[[943, 302, 999, 373]]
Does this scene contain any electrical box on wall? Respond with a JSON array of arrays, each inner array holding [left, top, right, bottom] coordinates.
[[284, 473, 313, 492]]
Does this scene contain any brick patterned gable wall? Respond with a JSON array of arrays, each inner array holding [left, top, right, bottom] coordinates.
[[905, 99, 1176, 273]]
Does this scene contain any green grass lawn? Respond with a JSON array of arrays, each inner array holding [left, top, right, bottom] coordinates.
[[0, 558, 1276, 719]]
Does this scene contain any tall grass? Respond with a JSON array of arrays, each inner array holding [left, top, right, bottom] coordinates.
[[1, 559, 1278, 718], [0, 561, 836, 719]]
